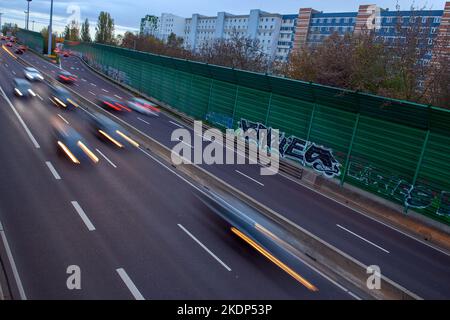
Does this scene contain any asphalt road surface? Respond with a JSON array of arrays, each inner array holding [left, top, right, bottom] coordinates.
[[0, 42, 449, 299]]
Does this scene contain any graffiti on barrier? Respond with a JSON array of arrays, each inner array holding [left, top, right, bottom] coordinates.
[[237, 119, 341, 178], [81, 54, 131, 85], [347, 162, 450, 217], [205, 112, 234, 129]]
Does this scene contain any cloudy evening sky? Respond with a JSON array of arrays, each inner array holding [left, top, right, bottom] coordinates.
[[0, 0, 446, 35]]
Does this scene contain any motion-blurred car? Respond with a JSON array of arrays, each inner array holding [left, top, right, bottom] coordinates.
[[52, 119, 99, 165], [13, 78, 36, 97], [6, 42, 13, 47], [14, 48, 24, 55], [49, 85, 79, 110], [98, 95, 131, 112], [62, 51, 70, 57], [57, 70, 77, 84], [24, 67, 44, 81], [18, 45, 27, 51], [89, 113, 139, 148], [127, 97, 160, 116], [0, 36, 6, 41]]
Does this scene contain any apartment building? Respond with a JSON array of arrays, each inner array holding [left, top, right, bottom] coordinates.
[[140, 2, 449, 62]]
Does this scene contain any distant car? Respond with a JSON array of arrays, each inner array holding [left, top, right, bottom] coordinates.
[[24, 67, 44, 81], [49, 85, 79, 110], [15, 48, 24, 55], [52, 119, 99, 165], [127, 97, 160, 116], [89, 113, 139, 148], [0, 36, 6, 41], [18, 45, 27, 51], [13, 78, 35, 97], [98, 95, 131, 112], [57, 70, 77, 83], [6, 42, 13, 47], [63, 51, 70, 57]]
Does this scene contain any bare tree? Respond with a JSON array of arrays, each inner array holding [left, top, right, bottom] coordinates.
[[197, 30, 269, 72]]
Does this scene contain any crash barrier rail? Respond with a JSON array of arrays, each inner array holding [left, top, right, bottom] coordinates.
[[12, 52, 422, 300], [58, 40, 450, 226]]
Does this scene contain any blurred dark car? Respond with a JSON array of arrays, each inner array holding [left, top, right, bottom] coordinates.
[[89, 113, 139, 148], [49, 85, 79, 110], [57, 70, 77, 84], [52, 119, 99, 165], [13, 78, 35, 98], [6, 42, 13, 47], [15, 48, 24, 55], [18, 45, 27, 51], [127, 97, 160, 116], [98, 95, 131, 112]]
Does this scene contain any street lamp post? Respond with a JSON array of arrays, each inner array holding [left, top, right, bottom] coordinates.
[[47, 0, 53, 55], [26, 0, 32, 30]]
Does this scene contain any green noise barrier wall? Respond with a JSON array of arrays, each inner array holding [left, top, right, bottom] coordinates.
[[16, 29, 44, 54], [58, 41, 450, 225]]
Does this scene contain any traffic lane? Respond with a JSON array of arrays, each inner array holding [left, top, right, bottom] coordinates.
[[45, 113, 349, 299], [29, 56, 449, 299], [0, 65, 348, 299], [18, 48, 446, 296], [203, 161, 450, 299], [0, 90, 132, 299]]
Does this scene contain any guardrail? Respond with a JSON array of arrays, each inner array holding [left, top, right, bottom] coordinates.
[[14, 52, 421, 300]]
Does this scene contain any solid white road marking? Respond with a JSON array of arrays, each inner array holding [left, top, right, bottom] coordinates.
[[95, 148, 117, 168], [178, 224, 232, 271], [114, 94, 122, 99], [169, 120, 183, 128], [337, 224, 390, 254], [0, 221, 27, 300], [101, 88, 109, 93], [137, 117, 150, 125], [89, 91, 96, 96], [57, 114, 69, 124], [0, 86, 40, 148], [178, 138, 193, 149], [36, 94, 43, 101], [81, 78, 87, 82], [45, 161, 61, 180], [4, 64, 8, 67], [116, 268, 145, 300], [12, 70, 16, 75], [90, 83, 97, 87], [71, 201, 96, 231], [235, 170, 264, 187]]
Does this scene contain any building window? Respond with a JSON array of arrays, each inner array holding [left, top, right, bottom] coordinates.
[[434, 17, 441, 23]]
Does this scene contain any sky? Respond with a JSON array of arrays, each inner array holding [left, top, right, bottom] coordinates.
[[0, 0, 446, 36]]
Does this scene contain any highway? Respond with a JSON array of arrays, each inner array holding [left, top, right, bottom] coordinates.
[[0, 42, 449, 299]]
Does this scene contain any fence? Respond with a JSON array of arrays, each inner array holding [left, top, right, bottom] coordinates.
[[16, 29, 44, 54], [54, 41, 450, 225]]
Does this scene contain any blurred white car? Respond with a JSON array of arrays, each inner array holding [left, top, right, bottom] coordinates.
[[127, 97, 160, 116], [24, 67, 44, 81]]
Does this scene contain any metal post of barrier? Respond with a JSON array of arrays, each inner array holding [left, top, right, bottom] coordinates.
[[231, 85, 240, 126], [265, 92, 273, 126], [306, 103, 316, 142], [404, 129, 431, 214], [206, 78, 214, 117], [341, 113, 361, 186]]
